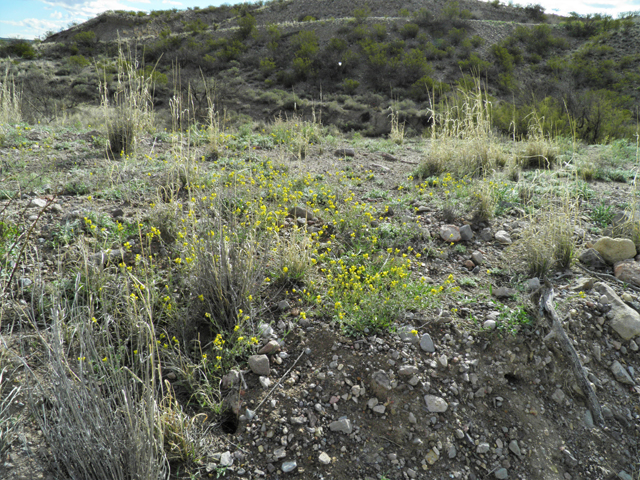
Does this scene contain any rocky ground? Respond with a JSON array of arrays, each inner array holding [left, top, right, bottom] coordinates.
[[0, 125, 639, 480]]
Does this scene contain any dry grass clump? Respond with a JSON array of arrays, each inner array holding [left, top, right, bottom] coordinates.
[[27, 308, 168, 480], [510, 203, 578, 277], [516, 112, 559, 170], [0, 67, 21, 126], [471, 180, 496, 223], [419, 79, 508, 179]]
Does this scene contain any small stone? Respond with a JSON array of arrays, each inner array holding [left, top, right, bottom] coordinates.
[[573, 276, 595, 292], [551, 389, 565, 404], [617, 471, 633, 480], [614, 260, 640, 287], [281, 460, 297, 473], [425, 449, 439, 465], [371, 370, 392, 400], [220, 451, 233, 466], [399, 365, 419, 376], [259, 376, 272, 388], [483, 320, 497, 330], [630, 340, 639, 351], [594, 282, 640, 340], [509, 440, 521, 456], [420, 333, 435, 353], [220, 370, 240, 389], [440, 225, 461, 242], [372, 404, 386, 414], [479, 227, 493, 241], [584, 409, 594, 429], [318, 452, 331, 465], [28, 198, 48, 209], [494, 230, 512, 245], [464, 259, 475, 270], [367, 398, 379, 409], [424, 395, 448, 412], [258, 340, 281, 355], [471, 251, 485, 265], [579, 248, 609, 269], [334, 147, 355, 157], [408, 412, 417, 424], [494, 286, 515, 298], [328, 418, 352, 434], [476, 442, 490, 454], [594, 237, 636, 264], [455, 429, 465, 439], [611, 360, 635, 385], [447, 444, 457, 458], [277, 300, 290, 311], [495, 468, 509, 479], [525, 277, 541, 291], [258, 322, 274, 338], [397, 325, 420, 344], [248, 355, 270, 376], [288, 206, 316, 221], [460, 224, 473, 241], [562, 449, 578, 467]]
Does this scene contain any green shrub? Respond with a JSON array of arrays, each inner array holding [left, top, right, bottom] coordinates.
[[183, 18, 208, 34], [523, 3, 546, 22], [68, 54, 90, 69], [301, 15, 316, 22], [457, 53, 491, 74], [5, 40, 36, 59], [342, 78, 360, 93], [260, 58, 277, 76], [412, 8, 435, 27], [266, 23, 281, 53], [447, 27, 467, 46], [237, 14, 256, 39], [353, 6, 371, 24], [73, 31, 96, 48], [107, 114, 135, 159], [399, 23, 420, 39], [328, 38, 348, 51]]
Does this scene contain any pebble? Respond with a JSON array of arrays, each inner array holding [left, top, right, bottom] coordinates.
[[397, 325, 420, 344], [318, 452, 331, 465], [329, 418, 352, 434], [483, 320, 497, 330], [248, 355, 270, 376], [420, 333, 435, 352], [399, 365, 419, 376], [440, 225, 461, 242], [495, 468, 509, 479], [494, 230, 512, 244], [220, 451, 233, 466], [460, 224, 473, 241], [611, 360, 635, 385], [476, 442, 490, 454], [424, 395, 448, 412], [281, 460, 297, 473], [259, 376, 271, 388], [630, 340, 639, 351], [471, 251, 485, 265], [509, 440, 521, 456], [425, 449, 439, 465]]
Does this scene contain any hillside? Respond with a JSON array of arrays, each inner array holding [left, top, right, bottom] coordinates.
[[0, 2, 640, 480], [2, 0, 640, 143]]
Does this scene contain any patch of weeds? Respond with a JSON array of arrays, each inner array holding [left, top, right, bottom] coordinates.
[[492, 301, 532, 334], [49, 219, 82, 247], [591, 202, 615, 227]]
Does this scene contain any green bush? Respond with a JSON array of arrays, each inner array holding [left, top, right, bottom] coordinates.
[[68, 54, 90, 69], [237, 14, 256, 39], [73, 31, 96, 48], [457, 53, 491, 74], [447, 27, 467, 46], [5, 40, 36, 59], [342, 78, 360, 94], [523, 4, 546, 22], [260, 57, 277, 76], [183, 18, 208, 34], [353, 6, 371, 24], [399, 23, 420, 39]]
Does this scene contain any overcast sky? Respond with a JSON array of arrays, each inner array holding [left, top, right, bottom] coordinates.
[[1, 0, 639, 39]]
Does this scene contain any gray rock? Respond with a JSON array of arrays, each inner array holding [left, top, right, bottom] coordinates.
[[614, 260, 640, 287], [425, 449, 439, 464], [447, 444, 457, 458], [508, 440, 521, 456], [495, 468, 509, 479], [408, 412, 417, 424], [372, 404, 386, 414], [579, 248, 608, 269], [471, 251, 485, 265], [220, 370, 240, 390], [277, 300, 290, 311], [572, 276, 595, 292], [282, 460, 297, 473], [483, 320, 497, 330], [258, 322, 274, 338], [584, 409, 594, 429], [618, 471, 633, 480], [594, 236, 636, 264], [288, 206, 316, 221], [420, 333, 435, 352], [525, 277, 541, 291], [493, 286, 515, 298], [494, 230, 512, 245], [371, 370, 392, 400], [594, 282, 640, 340], [440, 225, 461, 242], [562, 449, 578, 467], [318, 452, 331, 465], [259, 376, 272, 388], [630, 340, 639, 351], [476, 442, 490, 454], [424, 395, 448, 412], [248, 355, 270, 376], [28, 198, 48, 209], [220, 451, 233, 466], [334, 147, 355, 157], [551, 389, 565, 404], [399, 365, 419, 376], [367, 398, 379, 409], [328, 418, 352, 434], [459, 224, 473, 241], [611, 360, 635, 385], [258, 340, 281, 355], [397, 325, 420, 344]]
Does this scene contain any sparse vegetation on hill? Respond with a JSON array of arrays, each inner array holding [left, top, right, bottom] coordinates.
[[1, 2, 640, 480]]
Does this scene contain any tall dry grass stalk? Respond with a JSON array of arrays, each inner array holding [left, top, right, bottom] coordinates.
[[420, 78, 506, 179], [100, 44, 155, 159], [0, 67, 21, 140]]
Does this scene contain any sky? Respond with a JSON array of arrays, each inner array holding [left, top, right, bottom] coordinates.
[[1, 0, 639, 40]]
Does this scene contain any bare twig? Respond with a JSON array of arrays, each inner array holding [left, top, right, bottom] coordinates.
[[250, 350, 305, 416], [538, 282, 605, 427]]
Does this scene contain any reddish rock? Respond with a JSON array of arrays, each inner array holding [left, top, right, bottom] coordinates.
[[464, 260, 475, 270], [614, 259, 640, 287]]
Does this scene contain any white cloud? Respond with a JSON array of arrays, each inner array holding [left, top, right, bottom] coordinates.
[[162, 0, 183, 5], [39, 1, 138, 19], [51, 11, 63, 19], [0, 17, 63, 32]]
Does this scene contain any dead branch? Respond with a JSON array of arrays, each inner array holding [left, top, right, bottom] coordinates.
[[538, 282, 605, 427]]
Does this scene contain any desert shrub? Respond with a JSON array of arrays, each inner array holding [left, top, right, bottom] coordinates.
[[522, 4, 546, 22], [342, 78, 360, 93], [470, 35, 485, 47], [183, 18, 208, 34], [514, 24, 568, 56], [561, 13, 631, 38], [328, 38, 348, 51], [400, 49, 432, 85], [68, 54, 90, 69], [371, 24, 388, 41], [448, 27, 467, 46], [260, 57, 277, 76], [353, 6, 371, 24], [265, 23, 281, 53], [412, 8, 435, 27], [458, 53, 491, 74], [441, 1, 473, 27], [409, 75, 450, 101], [237, 13, 256, 39], [73, 31, 97, 48], [3, 40, 36, 59], [400, 23, 420, 39]]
